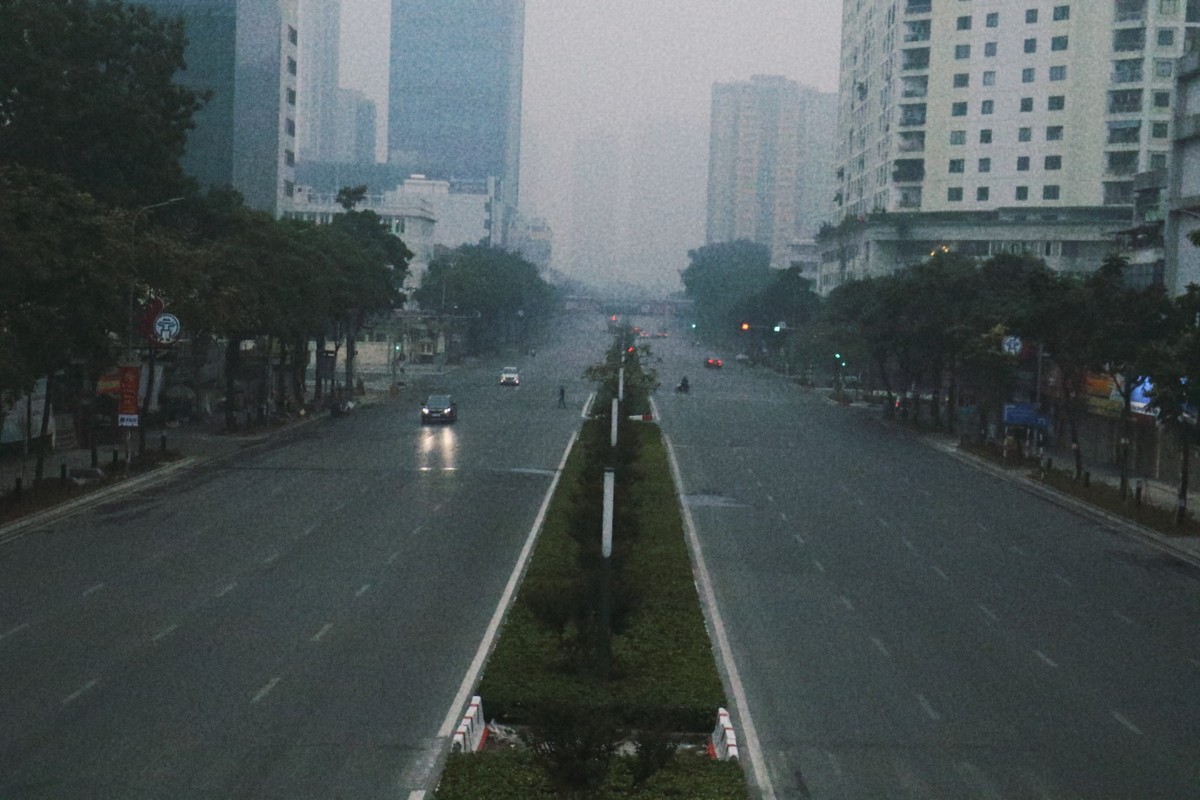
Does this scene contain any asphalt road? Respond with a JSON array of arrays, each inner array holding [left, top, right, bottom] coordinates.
[[652, 332, 1200, 799], [0, 316, 605, 799]]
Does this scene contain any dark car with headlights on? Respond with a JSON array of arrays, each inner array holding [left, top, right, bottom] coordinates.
[[421, 394, 457, 424]]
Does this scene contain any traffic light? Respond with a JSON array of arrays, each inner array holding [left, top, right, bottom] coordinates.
[[740, 322, 750, 331]]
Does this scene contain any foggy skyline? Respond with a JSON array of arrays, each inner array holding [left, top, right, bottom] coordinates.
[[340, 1, 843, 294]]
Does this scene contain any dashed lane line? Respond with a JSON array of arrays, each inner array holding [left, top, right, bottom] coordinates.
[[250, 677, 280, 705], [1112, 711, 1143, 736], [63, 679, 98, 705], [310, 623, 334, 643]]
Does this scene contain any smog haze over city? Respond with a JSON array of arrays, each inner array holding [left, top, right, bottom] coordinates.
[[340, 0, 843, 295]]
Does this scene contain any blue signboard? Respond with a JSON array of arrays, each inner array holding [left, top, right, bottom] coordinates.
[[1003, 403, 1052, 430]]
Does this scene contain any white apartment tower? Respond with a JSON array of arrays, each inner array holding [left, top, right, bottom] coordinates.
[[836, 0, 1198, 219]]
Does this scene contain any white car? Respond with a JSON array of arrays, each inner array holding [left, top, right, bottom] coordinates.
[[500, 367, 520, 386]]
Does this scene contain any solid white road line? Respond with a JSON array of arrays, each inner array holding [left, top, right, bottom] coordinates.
[[152, 624, 178, 642], [663, 423, 776, 800], [978, 604, 999, 622], [251, 677, 280, 705], [310, 623, 334, 642], [355, 583, 371, 598], [82, 582, 105, 597], [435, 429, 579, 744], [215, 582, 236, 597]]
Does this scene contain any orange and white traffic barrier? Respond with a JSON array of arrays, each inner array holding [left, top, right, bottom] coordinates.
[[708, 707, 739, 762], [450, 695, 489, 753]]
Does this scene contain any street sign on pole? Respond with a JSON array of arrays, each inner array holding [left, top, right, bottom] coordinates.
[[118, 365, 140, 427]]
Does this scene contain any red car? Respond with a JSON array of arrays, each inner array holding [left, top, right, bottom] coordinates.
[[705, 357, 723, 368]]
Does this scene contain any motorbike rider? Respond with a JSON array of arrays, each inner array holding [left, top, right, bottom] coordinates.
[[678, 376, 689, 392]]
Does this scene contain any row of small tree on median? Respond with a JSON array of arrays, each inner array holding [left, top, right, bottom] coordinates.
[[682, 239, 1200, 524]]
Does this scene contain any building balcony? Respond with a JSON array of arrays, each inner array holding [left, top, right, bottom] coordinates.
[[905, 0, 931, 14], [1178, 113, 1200, 141]]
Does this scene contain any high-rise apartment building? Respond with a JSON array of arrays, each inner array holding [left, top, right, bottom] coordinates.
[[130, 0, 300, 216], [387, 0, 524, 243], [297, 0, 341, 164], [706, 76, 836, 269], [837, 0, 1197, 218], [821, 0, 1200, 292]]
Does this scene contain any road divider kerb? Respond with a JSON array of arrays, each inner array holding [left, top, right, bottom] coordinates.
[[449, 696, 489, 753], [708, 707, 739, 762]]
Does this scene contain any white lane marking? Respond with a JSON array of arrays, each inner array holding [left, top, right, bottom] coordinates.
[[271, 484, 285, 496], [1, 622, 30, 641], [976, 522, 989, 531], [901, 536, 916, 552], [152, 624, 178, 642], [412, 525, 424, 535], [359, 485, 370, 495], [1055, 574, 1073, 587], [838, 596, 855, 611], [931, 565, 949, 581], [779, 512, 788, 522], [63, 679, 98, 705], [978, 604, 999, 622], [435, 429, 578, 751], [871, 636, 891, 657], [354, 584, 371, 599], [215, 582, 236, 598], [302, 523, 317, 537], [82, 582, 105, 597], [1009, 545, 1030, 557], [1034, 650, 1059, 668], [407, 793, 426, 800], [310, 623, 334, 642], [877, 516, 890, 528], [793, 533, 805, 546], [917, 693, 942, 721], [766, 494, 774, 503], [918, 488, 933, 498], [661, 425, 776, 799], [1112, 711, 1143, 736], [432, 503, 444, 513], [1113, 610, 1135, 626], [824, 750, 843, 777], [813, 559, 826, 573], [333, 503, 346, 514], [250, 677, 280, 705], [756, 480, 764, 489], [263, 552, 279, 565], [387, 550, 401, 565]]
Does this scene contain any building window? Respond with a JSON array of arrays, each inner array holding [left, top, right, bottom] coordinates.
[[1024, 38, 1038, 53], [287, 57, 297, 76], [1114, 28, 1146, 51], [956, 44, 972, 59], [952, 101, 968, 116], [949, 158, 966, 173], [987, 12, 1000, 26], [1018, 156, 1031, 171], [1022, 67, 1036, 82], [1107, 150, 1139, 174], [1053, 5, 1070, 20], [1108, 88, 1144, 113], [1048, 95, 1065, 110], [957, 15, 972, 29], [1043, 185, 1061, 200], [1158, 28, 1176, 46], [977, 186, 990, 201], [284, 180, 295, 197], [1156, 60, 1174, 78], [1161, 0, 1179, 11], [983, 70, 996, 85], [1152, 121, 1169, 137], [985, 41, 998, 56], [1045, 155, 1063, 170], [950, 130, 967, 145], [1016, 186, 1030, 201], [981, 99, 994, 114], [1026, 8, 1039, 23], [948, 187, 964, 202], [285, 117, 295, 136], [284, 149, 295, 166], [1153, 90, 1171, 107], [980, 128, 993, 143], [979, 157, 992, 172], [1113, 59, 1143, 83], [1051, 35, 1069, 51], [1047, 125, 1064, 140], [1108, 120, 1142, 143], [286, 88, 296, 106], [1104, 182, 1134, 205], [954, 72, 970, 87], [1049, 65, 1067, 80], [1020, 97, 1034, 112], [288, 25, 297, 45], [1019, 127, 1032, 142], [1150, 152, 1168, 169]]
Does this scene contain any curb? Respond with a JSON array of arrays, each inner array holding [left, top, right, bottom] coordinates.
[[931, 439, 1200, 570]]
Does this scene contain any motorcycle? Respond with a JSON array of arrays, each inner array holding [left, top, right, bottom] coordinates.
[[675, 378, 690, 393]]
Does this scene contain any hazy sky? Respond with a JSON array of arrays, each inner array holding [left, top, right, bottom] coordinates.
[[340, 1, 844, 294]]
